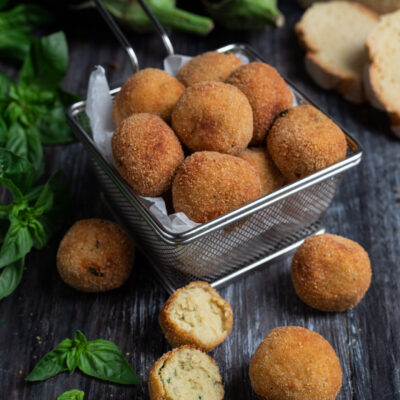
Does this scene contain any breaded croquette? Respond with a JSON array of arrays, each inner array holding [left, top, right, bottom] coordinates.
[[291, 233, 372, 311], [177, 51, 242, 87], [158, 281, 233, 352], [112, 68, 184, 125], [226, 62, 293, 145], [171, 82, 253, 155], [148, 346, 224, 400], [112, 113, 184, 196], [267, 105, 347, 182], [172, 151, 261, 223], [57, 219, 134, 292], [249, 326, 342, 400], [239, 147, 285, 196]]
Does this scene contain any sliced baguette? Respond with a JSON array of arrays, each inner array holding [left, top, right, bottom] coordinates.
[[298, 0, 400, 14], [365, 10, 400, 138], [296, 1, 379, 103]]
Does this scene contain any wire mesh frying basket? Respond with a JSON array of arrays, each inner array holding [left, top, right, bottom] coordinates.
[[67, 4, 362, 294]]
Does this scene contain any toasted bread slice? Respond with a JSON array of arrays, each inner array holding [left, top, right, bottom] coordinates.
[[148, 346, 224, 400], [159, 281, 233, 352], [365, 10, 400, 137], [298, 0, 400, 15], [296, 1, 379, 103]]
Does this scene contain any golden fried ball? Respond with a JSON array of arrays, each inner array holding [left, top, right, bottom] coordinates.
[[112, 68, 184, 125], [176, 51, 242, 87], [57, 219, 134, 293], [226, 62, 293, 145], [239, 147, 285, 196], [291, 233, 372, 311], [172, 151, 261, 223], [171, 82, 253, 155], [112, 113, 184, 197], [267, 105, 347, 182], [249, 326, 342, 400]]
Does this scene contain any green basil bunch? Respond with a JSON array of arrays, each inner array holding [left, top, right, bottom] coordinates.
[[26, 331, 139, 385], [0, 1, 52, 60], [0, 149, 67, 301], [0, 31, 79, 178], [57, 390, 85, 400]]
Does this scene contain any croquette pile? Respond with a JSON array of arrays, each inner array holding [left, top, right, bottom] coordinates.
[[111, 51, 348, 224]]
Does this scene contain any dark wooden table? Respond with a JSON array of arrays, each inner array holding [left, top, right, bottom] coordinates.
[[1, 1, 400, 399]]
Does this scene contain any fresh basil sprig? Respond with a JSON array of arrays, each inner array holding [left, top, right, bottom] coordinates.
[[0, 1, 52, 61], [26, 331, 139, 385], [0, 148, 67, 300], [0, 31, 79, 178], [57, 390, 85, 400]]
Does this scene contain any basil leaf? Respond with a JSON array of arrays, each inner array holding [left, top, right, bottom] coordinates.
[[0, 148, 35, 193], [74, 330, 87, 346], [35, 96, 74, 144], [6, 123, 44, 179], [25, 338, 74, 381], [0, 257, 24, 301], [57, 390, 84, 400], [66, 348, 79, 373], [78, 339, 139, 385], [19, 31, 68, 91], [0, 4, 52, 61], [0, 218, 32, 269]]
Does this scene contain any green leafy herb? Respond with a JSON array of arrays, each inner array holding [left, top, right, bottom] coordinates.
[[57, 390, 84, 400], [0, 151, 67, 300], [26, 330, 139, 385], [0, 32, 79, 180], [0, 3, 52, 60]]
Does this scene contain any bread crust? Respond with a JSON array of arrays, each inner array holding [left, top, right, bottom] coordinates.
[[295, 2, 379, 103], [365, 11, 400, 138], [159, 281, 233, 352], [148, 345, 224, 400]]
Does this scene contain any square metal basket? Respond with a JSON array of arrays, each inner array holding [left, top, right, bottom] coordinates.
[[67, 43, 362, 294]]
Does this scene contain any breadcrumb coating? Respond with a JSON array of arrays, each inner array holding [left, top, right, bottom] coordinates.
[[171, 82, 253, 155], [249, 326, 342, 400], [239, 147, 285, 196], [56, 219, 134, 292], [112, 68, 184, 125], [112, 113, 184, 196], [267, 105, 347, 182], [172, 151, 261, 223], [226, 62, 293, 145], [177, 51, 242, 87], [291, 233, 372, 311]]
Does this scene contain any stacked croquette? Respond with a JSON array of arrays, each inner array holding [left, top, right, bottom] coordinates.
[[110, 52, 348, 224]]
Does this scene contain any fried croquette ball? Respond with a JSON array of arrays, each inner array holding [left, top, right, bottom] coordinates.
[[158, 281, 233, 352], [112, 113, 184, 197], [267, 105, 347, 182], [249, 326, 342, 400], [171, 82, 253, 155], [148, 346, 224, 400], [226, 62, 293, 145], [291, 233, 372, 312], [239, 147, 285, 196], [112, 68, 184, 125], [176, 51, 242, 87], [172, 151, 261, 223], [57, 219, 134, 293]]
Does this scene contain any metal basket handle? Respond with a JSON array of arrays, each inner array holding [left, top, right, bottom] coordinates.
[[137, 0, 175, 56], [94, 0, 139, 72]]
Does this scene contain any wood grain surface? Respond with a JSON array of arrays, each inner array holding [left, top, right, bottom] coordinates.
[[1, 1, 399, 399]]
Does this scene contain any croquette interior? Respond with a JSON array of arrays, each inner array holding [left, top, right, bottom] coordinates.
[[157, 347, 224, 400], [167, 284, 232, 345]]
